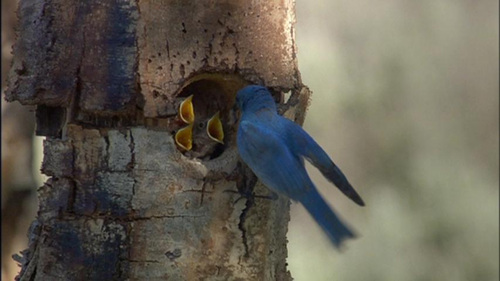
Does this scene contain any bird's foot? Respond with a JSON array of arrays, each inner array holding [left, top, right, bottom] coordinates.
[[223, 189, 278, 205]]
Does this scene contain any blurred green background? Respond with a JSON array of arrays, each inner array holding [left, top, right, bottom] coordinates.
[[2, 0, 498, 280], [289, 1, 499, 281]]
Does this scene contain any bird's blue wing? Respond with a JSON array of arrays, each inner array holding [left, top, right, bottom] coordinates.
[[237, 117, 357, 247], [281, 118, 365, 206], [237, 119, 312, 199]]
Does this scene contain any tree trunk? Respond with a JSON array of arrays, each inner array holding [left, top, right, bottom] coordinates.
[[6, 0, 311, 280]]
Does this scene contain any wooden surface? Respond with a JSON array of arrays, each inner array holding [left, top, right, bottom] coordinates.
[[7, 1, 310, 280]]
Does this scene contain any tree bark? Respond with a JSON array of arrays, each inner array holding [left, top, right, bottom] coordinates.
[[6, 0, 311, 280]]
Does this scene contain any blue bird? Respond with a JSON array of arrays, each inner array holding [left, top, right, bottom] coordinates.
[[236, 85, 364, 247]]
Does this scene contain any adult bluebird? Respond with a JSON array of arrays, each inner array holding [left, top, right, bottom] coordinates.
[[236, 85, 364, 247]]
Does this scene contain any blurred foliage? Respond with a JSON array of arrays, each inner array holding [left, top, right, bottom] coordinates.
[[288, 1, 498, 281], [2, 0, 40, 280]]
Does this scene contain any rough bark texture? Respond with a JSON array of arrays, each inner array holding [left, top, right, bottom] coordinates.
[[7, 0, 311, 280]]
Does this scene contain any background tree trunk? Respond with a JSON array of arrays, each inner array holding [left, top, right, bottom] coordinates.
[[6, 0, 310, 280]]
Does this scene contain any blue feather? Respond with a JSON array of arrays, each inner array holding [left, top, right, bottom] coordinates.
[[236, 85, 364, 248]]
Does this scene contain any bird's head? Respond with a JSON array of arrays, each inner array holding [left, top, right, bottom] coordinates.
[[236, 85, 277, 113]]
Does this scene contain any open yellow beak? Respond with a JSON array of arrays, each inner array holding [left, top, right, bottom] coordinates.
[[175, 123, 194, 151], [179, 95, 195, 124], [207, 111, 224, 144]]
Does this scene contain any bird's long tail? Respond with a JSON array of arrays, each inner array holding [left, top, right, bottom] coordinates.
[[300, 189, 356, 248]]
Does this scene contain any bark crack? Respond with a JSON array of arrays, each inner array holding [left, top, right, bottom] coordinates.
[[104, 134, 110, 167], [132, 214, 205, 220], [200, 180, 208, 206], [166, 39, 170, 59], [128, 130, 136, 196], [238, 197, 251, 257], [128, 259, 160, 263], [234, 164, 259, 257]]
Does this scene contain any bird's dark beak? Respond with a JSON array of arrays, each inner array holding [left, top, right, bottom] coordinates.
[[232, 103, 242, 118], [207, 111, 224, 144], [231, 102, 239, 112]]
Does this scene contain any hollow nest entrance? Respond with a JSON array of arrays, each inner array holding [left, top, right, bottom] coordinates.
[[172, 73, 248, 160]]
